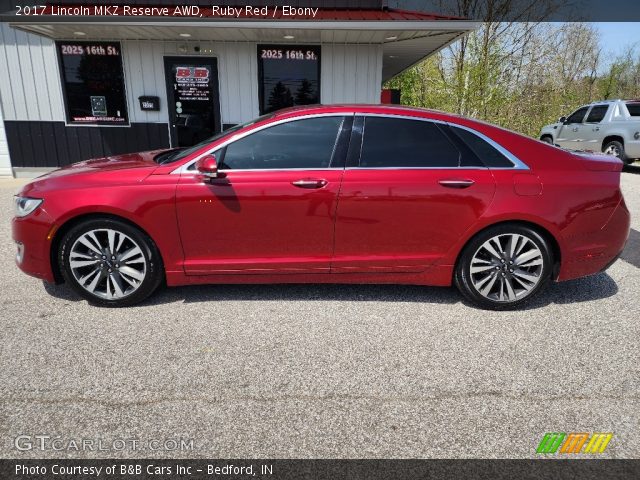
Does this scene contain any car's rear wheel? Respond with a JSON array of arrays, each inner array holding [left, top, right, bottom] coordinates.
[[454, 224, 553, 310], [540, 135, 553, 144], [59, 218, 163, 307]]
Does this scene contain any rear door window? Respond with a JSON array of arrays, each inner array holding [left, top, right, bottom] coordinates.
[[359, 117, 461, 168], [586, 105, 609, 123]]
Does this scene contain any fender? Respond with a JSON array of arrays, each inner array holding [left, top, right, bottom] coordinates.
[[44, 182, 184, 274]]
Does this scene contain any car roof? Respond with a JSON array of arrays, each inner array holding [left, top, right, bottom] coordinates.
[[587, 99, 640, 106], [266, 103, 536, 142], [271, 103, 464, 121]]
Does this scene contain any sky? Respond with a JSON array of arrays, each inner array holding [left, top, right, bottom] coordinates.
[[593, 22, 640, 57]]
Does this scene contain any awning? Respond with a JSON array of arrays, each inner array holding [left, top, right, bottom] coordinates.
[[6, 8, 479, 81]]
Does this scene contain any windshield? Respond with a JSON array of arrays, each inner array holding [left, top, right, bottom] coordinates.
[[155, 114, 275, 165]]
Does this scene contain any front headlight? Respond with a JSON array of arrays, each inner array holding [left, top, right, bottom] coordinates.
[[13, 196, 43, 218]]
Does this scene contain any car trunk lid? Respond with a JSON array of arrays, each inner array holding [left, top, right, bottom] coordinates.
[[574, 152, 624, 172]]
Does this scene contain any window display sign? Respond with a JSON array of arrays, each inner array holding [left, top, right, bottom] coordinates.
[[174, 66, 212, 101], [257, 44, 321, 114], [56, 41, 129, 125]]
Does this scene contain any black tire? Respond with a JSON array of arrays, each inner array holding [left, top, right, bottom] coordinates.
[[58, 218, 163, 307], [603, 140, 631, 165], [454, 224, 554, 310], [540, 135, 553, 144]]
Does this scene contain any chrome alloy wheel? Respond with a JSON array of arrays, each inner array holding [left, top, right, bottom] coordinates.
[[68, 229, 147, 300], [604, 144, 622, 157], [469, 233, 544, 303]]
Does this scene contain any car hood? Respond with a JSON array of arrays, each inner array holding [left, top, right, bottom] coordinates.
[[49, 150, 163, 176], [19, 150, 166, 196], [540, 122, 561, 133]]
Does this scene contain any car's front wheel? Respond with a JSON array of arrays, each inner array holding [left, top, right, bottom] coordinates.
[[454, 224, 553, 310], [59, 218, 163, 307]]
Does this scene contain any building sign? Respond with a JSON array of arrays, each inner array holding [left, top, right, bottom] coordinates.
[[174, 65, 211, 101], [257, 44, 321, 115], [138, 96, 160, 111], [56, 41, 129, 125]]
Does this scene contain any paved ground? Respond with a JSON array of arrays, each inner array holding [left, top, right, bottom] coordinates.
[[0, 172, 638, 460]]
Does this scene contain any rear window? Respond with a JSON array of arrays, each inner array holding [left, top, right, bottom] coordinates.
[[626, 103, 640, 116], [450, 126, 514, 168]]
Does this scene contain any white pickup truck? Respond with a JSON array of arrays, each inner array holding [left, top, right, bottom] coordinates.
[[539, 99, 640, 165]]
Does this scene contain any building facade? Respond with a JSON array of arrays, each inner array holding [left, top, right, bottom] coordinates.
[[0, 1, 477, 176]]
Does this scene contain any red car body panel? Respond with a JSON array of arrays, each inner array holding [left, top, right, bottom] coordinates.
[[176, 169, 343, 273], [333, 168, 496, 273], [11, 105, 630, 292]]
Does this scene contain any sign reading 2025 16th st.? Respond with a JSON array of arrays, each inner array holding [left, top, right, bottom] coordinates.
[[56, 41, 129, 125]]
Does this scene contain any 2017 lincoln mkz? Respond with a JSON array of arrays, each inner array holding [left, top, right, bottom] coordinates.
[[12, 105, 630, 309]]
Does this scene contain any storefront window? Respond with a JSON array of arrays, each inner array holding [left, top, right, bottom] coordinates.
[[257, 45, 321, 114], [56, 41, 128, 125]]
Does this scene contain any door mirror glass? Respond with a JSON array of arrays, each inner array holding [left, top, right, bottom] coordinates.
[[195, 154, 220, 178], [559, 116, 567, 124]]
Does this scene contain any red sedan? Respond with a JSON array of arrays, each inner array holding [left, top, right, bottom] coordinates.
[[12, 105, 630, 309]]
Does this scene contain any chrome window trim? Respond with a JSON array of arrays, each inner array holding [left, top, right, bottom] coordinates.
[[172, 110, 529, 174], [345, 166, 487, 171], [447, 122, 530, 170], [171, 112, 354, 174], [195, 167, 345, 173]]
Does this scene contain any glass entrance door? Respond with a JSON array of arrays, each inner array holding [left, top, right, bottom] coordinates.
[[164, 56, 221, 147]]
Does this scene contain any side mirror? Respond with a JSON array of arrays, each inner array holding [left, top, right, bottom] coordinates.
[[559, 116, 567, 124], [195, 154, 223, 179]]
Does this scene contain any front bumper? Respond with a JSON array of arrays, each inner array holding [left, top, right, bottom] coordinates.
[[11, 208, 57, 283], [557, 197, 630, 281]]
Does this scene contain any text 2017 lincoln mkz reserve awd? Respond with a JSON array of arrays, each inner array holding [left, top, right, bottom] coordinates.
[[12, 105, 630, 309]]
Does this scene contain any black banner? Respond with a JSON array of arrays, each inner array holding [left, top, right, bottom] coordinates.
[[1, 0, 640, 21], [1, 460, 639, 480]]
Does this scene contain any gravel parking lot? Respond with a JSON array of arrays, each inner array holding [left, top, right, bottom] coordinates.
[[0, 171, 638, 459]]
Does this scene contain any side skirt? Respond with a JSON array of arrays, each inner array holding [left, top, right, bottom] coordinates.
[[165, 265, 454, 288]]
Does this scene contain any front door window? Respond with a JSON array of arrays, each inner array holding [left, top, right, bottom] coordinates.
[[220, 116, 344, 170]]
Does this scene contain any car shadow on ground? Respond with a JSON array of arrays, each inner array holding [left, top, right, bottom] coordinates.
[[43, 272, 619, 311], [623, 164, 640, 174], [620, 228, 640, 269]]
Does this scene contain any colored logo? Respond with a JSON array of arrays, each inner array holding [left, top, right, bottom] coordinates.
[[536, 433, 613, 454], [175, 66, 210, 83]]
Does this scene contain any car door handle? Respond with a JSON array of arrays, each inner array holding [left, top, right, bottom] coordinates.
[[291, 179, 328, 189], [438, 179, 475, 189], [593, 127, 600, 131], [572, 127, 579, 132]]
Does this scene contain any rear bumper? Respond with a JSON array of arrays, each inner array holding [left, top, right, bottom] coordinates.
[[11, 209, 56, 283], [557, 197, 630, 281]]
